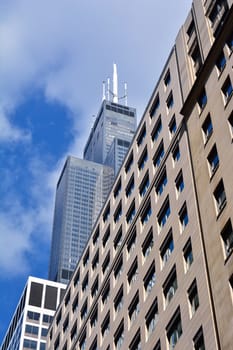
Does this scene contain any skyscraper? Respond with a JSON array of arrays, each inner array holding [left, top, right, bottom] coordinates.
[[47, 1, 233, 349], [48, 157, 114, 284], [0, 277, 65, 350], [48, 66, 137, 284]]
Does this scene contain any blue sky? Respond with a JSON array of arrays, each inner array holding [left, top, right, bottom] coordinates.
[[0, 0, 192, 342]]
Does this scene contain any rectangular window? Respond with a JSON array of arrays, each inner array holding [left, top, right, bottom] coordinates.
[[103, 226, 110, 247], [83, 248, 89, 268], [70, 321, 77, 342], [79, 330, 86, 350], [216, 50, 226, 73], [141, 201, 152, 225], [166, 308, 182, 349], [114, 321, 124, 350], [193, 327, 205, 350], [114, 202, 122, 223], [172, 144, 180, 163], [207, 0, 228, 36], [155, 168, 167, 197], [125, 151, 134, 174], [72, 292, 79, 313], [138, 147, 148, 171], [93, 227, 99, 246], [146, 299, 158, 339], [126, 175, 135, 198], [114, 178, 122, 198], [202, 114, 213, 143], [90, 307, 98, 328], [102, 253, 110, 276], [150, 94, 160, 118], [80, 299, 88, 321], [114, 285, 124, 313], [166, 92, 174, 112], [207, 144, 219, 175], [151, 116, 162, 142], [103, 203, 110, 223], [163, 266, 178, 306], [92, 250, 99, 271], [179, 203, 189, 232], [221, 219, 233, 258], [214, 179, 226, 214], [139, 171, 150, 198], [101, 312, 110, 339], [128, 259, 138, 289], [198, 89, 207, 111], [228, 111, 233, 137], [114, 255, 123, 281], [82, 273, 89, 293], [160, 229, 174, 268], [175, 170, 184, 196], [102, 281, 110, 306], [144, 262, 156, 296], [126, 201, 136, 225], [164, 69, 171, 88], [137, 123, 146, 146], [183, 238, 193, 272], [227, 31, 233, 52], [129, 330, 141, 350], [114, 227, 123, 251], [169, 115, 177, 138], [222, 76, 233, 104], [127, 229, 136, 255], [89, 337, 97, 350], [128, 292, 140, 325], [142, 228, 154, 259], [157, 197, 170, 230], [153, 141, 164, 168], [188, 279, 199, 317]]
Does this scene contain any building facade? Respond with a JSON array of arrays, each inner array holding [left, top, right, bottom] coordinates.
[[47, 1, 233, 349], [48, 157, 114, 284], [0, 277, 65, 350]]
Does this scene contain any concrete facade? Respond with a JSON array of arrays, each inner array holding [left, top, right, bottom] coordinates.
[[47, 1, 233, 349]]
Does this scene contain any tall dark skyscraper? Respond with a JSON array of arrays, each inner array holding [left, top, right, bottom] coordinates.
[[48, 65, 137, 284]]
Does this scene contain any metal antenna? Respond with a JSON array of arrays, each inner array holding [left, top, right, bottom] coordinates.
[[113, 63, 118, 103], [124, 82, 128, 106], [102, 81, 106, 101], [107, 78, 110, 101]]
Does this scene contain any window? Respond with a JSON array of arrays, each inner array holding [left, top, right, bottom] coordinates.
[[70, 321, 77, 342], [207, 144, 219, 175], [114, 178, 122, 198], [137, 123, 146, 146], [142, 229, 154, 259], [198, 89, 207, 111], [222, 76, 233, 104], [101, 312, 110, 339], [102, 252, 110, 276], [188, 279, 199, 317], [183, 239, 193, 272], [80, 299, 88, 321], [172, 144, 180, 163], [151, 116, 162, 142], [207, 0, 228, 36], [25, 324, 39, 336], [166, 308, 182, 349], [129, 330, 141, 350], [92, 250, 99, 271], [82, 273, 89, 293], [127, 229, 136, 255], [91, 277, 99, 298], [128, 259, 138, 288], [114, 255, 123, 280], [153, 141, 164, 168], [155, 168, 167, 197], [169, 115, 177, 138], [164, 69, 171, 88], [103, 226, 110, 247], [228, 111, 233, 137], [139, 171, 150, 197], [163, 266, 177, 306], [63, 316, 69, 334], [138, 147, 148, 171], [114, 321, 124, 350], [141, 201, 152, 225], [193, 327, 205, 350], [221, 219, 233, 258], [89, 337, 98, 350], [227, 31, 233, 52], [93, 227, 99, 246], [126, 175, 134, 198], [166, 92, 174, 112], [102, 281, 110, 305], [114, 202, 122, 223], [23, 339, 37, 349], [83, 249, 89, 268], [114, 285, 123, 313], [179, 203, 189, 231], [216, 51, 226, 73], [128, 292, 140, 325], [229, 275, 233, 296], [146, 299, 158, 338], [27, 311, 40, 322], [175, 170, 184, 196], [150, 94, 160, 118], [144, 262, 156, 295], [72, 292, 79, 313], [126, 202, 136, 225], [90, 307, 98, 328], [157, 197, 170, 230], [114, 227, 123, 251], [103, 203, 110, 223], [153, 340, 161, 350], [56, 309, 62, 326], [79, 330, 86, 350], [214, 179, 226, 214], [202, 114, 213, 143], [125, 151, 134, 174], [160, 229, 174, 267], [187, 19, 195, 39], [190, 43, 202, 75]]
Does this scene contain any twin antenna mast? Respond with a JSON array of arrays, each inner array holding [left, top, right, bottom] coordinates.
[[102, 63, 128, 106]]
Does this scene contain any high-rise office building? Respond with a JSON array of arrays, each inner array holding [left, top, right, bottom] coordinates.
[[47, 1, 233, 349], [0, 277, 65, 350], [48, 66, 137, 284], [48, 157, 114, 284]]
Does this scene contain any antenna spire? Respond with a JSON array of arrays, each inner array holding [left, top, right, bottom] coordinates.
[[113, 63, 118, 103], [102, 81, 106, 101]]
